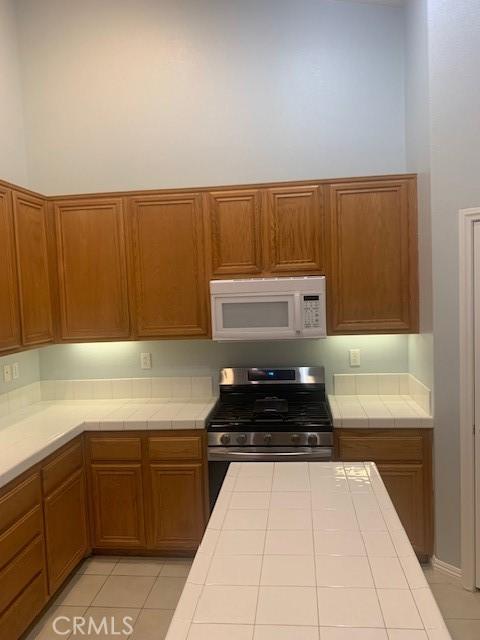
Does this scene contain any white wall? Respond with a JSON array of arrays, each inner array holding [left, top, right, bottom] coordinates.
[[427, 0, 480, 568], [404, 0, 433, 392], [39, 335, 410, 394], [0, 0, 27, 184], [0, 350, 40, 395], [15, 0, 406, 194]]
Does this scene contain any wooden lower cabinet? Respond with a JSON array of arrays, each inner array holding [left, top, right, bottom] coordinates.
[[148, 463, 205, 551], [89, 463, 146, 549], [0, 473, 48, 639], [44, 469, 89, 592], [0, 431, 208, 639], [334, 428, 433, 558], [85, 431, 207, 553]]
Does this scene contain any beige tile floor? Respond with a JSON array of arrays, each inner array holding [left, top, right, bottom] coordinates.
[[26, 558, 480, 640], [422, 566, 480, 640], [26, 556, 192, 640]]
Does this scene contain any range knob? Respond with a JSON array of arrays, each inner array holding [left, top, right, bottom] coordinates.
[[290, 433, 301, 444], [236, 433, 247, 445], [220, 433, 231, 445], [307, 433, 318, 446], [263, 432, 272, 445]]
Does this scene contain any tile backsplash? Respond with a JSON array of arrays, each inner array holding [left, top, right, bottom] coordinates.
[[40, 376, 214, 401], [333, 373, 431, 415], [0, 382, 42, 419]]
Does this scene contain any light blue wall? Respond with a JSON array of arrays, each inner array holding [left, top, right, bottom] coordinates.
[[0, 349, 40, 394], [404, 0, 434, 393], [427, 0, 480, 568], [39, 336, 409, 394], [15, 0, 406, 194]]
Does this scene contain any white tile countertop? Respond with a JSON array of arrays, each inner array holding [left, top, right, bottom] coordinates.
[[329, 373, 433, 428], [166, 461, 450, 640], [0, 397, 216, 489], [328, 395, 433, 428]]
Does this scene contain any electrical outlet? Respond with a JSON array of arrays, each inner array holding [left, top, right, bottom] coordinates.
[[140, 352, 152, 370], [12, 362, 19, 380], [3, 364, 12, 384], [349, 348, 361, 367]]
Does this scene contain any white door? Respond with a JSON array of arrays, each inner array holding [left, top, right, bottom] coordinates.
[[474, 221, 480, 586]]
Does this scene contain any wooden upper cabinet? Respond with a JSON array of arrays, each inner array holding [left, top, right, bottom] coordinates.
[[328, 178, 418, 333], [264, 185, 325, 274], [54, 199, 131, 340], [12, 192, 54, 346], [0, 188, 21, 352], [129, 193, 208, 337], [206, 190, 263, 277]]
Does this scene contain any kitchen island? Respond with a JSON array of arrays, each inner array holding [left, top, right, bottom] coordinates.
[[166, 461, 450, 640]]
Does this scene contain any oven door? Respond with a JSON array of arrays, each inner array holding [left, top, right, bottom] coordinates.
[[211, 293, 299, 341]]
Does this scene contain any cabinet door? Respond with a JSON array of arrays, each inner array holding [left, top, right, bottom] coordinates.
[[13, 192, 54, 346], [206, 190, 263, 277], [148, 463, 206, 551], [89, 463, 145, 549], [0, 188, 21, 352], [264, 185, 324, 274], [328, 179, 418, 333], [44, 469, 88, 593], [377, 463, 429, 556], [335, 428, 433, 557], [129, 194, 208, 337], [54, 199, 131, 340]]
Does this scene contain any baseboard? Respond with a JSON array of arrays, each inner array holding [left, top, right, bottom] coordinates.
[[431, 555, 462, 582]]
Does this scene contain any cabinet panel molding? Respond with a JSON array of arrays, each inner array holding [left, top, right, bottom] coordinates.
[[54, 198, 130, 339], [0, 188, 21, 352], [43, 469, 89, 593], [265, 185, 324, 274], [328, 179, 418, 333], [148, 463, 206, 551], [129, 193, 208, 337], [12, 192, 54, 345], [89, 463, 146, 548], [206, 189, 263, 276]]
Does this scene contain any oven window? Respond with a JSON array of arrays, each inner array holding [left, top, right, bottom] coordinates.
[[222, 301, 289, 329]]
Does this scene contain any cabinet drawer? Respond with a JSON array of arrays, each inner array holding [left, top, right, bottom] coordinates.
[[88, 436, 142, 461], [42, 438, 83, 495], [0, 473, 41, 534], [148, 435, 202, 461], [337, 432, 424, 462], [0, 506, 43, 570], [0, 536, 45, 613], [0, 571, 46, 640]]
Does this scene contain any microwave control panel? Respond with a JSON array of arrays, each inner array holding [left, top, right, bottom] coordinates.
[[303, 295, 322, 329]]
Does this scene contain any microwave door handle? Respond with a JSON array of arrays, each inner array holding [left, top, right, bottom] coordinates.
[[293, 293, 302, 335]]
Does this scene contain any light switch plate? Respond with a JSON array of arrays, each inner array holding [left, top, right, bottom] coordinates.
[[3, 364, 12, 383], [140, 352, 152, 370], [349, 348, 361, 367], [12, 362, 19, 380]]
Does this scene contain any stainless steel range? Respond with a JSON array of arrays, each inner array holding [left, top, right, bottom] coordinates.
[[207, 367, 333, 507]]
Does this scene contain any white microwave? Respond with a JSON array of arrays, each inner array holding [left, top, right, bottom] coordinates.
[[210, 276, 326, 341]]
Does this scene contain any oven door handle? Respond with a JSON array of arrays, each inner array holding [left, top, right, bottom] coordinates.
[[208, 447, 333, 462]]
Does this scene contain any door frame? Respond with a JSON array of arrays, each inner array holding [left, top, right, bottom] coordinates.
[[459, 207, 480, 590]]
